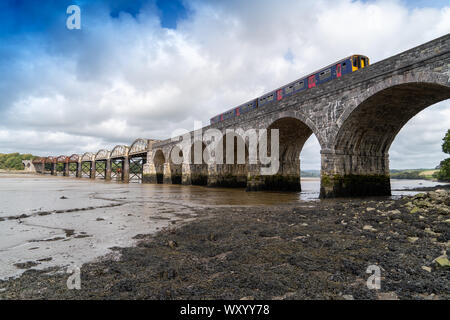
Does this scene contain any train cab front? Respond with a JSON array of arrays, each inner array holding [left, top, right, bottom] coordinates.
[[352, 55, 370, 71]]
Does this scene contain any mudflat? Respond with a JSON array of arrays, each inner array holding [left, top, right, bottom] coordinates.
[[1, 189, 448, 300]]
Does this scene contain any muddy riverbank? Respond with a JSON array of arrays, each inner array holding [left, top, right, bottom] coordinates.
[[1, 189, 448, 300]]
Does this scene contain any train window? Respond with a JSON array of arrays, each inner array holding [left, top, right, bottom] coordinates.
[[285, 86, 293, 94], [319, 68, 331, 80], [267, 94, 274, 101], [294, 81, 304, 90]]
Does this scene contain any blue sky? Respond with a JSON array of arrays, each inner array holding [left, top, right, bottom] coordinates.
[[0, 0, 449, 169]]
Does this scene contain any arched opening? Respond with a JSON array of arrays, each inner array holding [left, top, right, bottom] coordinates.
[[81, 153, 94, 178], [263, 117, 315, 191], [324, 82, 450, 197], [110, 145, 129, 182], [129, 139, 149, 183], [189, 141, 208, 185], [45, 157, 54, 174], [153, 149, 165, 184], [95, 150, 109, 180], [213, 133, 248, 188], [170, 145, 183, 184], [68, 154, 79, 177]]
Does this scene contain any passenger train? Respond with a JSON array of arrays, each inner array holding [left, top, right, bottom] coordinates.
[[210, 54, 370, 124]]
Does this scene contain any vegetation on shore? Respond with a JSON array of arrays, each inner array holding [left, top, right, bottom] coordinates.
[[0, 153, 38, 171], [433, 129, 450, 182], [390, 169, 438, 180]]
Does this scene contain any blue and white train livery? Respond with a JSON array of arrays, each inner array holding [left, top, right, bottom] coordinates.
[[210, 54, 370, 124]]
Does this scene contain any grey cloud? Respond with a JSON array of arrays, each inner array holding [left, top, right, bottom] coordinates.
[[0, 0, 449, 171]]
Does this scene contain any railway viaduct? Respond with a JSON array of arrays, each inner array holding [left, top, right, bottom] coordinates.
[[33, 34, 450, 198]]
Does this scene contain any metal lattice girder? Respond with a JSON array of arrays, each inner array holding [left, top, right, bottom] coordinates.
[[68, 163, 78, 176], [56, 163, 64, 174], [111, 159, 123, 181], [129, 156, 145, 183], [44, 162, 53, 172], [81, 162, 91, 178], [95, 160, 106, 179]]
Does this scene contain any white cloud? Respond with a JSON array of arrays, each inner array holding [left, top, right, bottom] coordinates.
[[0, 0, 449, 170]]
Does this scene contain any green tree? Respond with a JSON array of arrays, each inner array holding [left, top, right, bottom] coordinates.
[[0, 153, 39, 170], [434, 129, 450, 182], [442, 129, 450, 154]]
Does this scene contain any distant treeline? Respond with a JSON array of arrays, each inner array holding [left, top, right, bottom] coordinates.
[[0, 153, 38, 170], [390, 169, 425, 179], [301, 170, 320, 177]]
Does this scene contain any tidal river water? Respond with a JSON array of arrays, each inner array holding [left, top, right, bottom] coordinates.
[[0, 173, 447, 280]]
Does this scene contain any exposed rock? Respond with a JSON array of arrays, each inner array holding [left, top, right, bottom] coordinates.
[[413, 193, 427, 200], [363, 225, 377, 232], [425, 228, 440, 237], [377, 292, 399, 300], [421, 266, 432, 272], [407, 237, 419, 243], [433, 255, 450, 269], [168, 240, 178, 248], [14, 261, 39, 269]]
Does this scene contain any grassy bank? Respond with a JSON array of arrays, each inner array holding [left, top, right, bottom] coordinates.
[[390, 169, 438, 180]]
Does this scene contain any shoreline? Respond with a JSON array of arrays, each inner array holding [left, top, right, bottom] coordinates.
[[0, 190, 448, 300]]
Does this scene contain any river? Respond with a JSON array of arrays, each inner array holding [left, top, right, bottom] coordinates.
[[0, 173, 447, 280]]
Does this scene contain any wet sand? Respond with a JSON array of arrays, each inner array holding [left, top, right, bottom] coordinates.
[[0, 174, 301, 280], [0, 174, 448, 299]]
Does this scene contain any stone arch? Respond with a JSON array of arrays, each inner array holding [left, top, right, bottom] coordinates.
[[153, 149, 165, 184], [210, 132, 249, 188], [169, 145, 183, 184], [263, 110, 325, 148], [260, 116, 318, 191], [187, 141, 209, 185], [333, 75, 450, 151], [322, 77, 450, 198]]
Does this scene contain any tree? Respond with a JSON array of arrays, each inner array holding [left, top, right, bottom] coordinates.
[[442, 129, 450, 154], [434, 129, 450, 182], [0, 153, 39, 170]]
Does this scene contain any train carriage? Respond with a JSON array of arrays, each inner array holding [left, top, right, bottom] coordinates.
[[210, 54, 369, 125]]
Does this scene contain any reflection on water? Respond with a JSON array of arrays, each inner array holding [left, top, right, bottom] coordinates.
[[0, 174, 448, 280]]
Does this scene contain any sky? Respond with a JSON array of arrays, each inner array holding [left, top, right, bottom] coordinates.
[[0, 0, 449, 170]]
